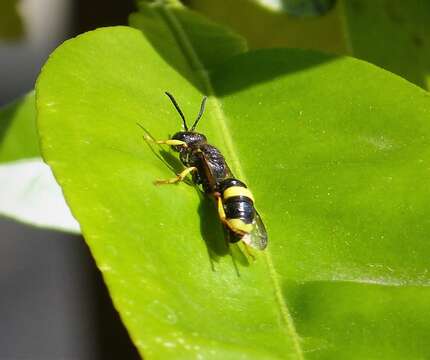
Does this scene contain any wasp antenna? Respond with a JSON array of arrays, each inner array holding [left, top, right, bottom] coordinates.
[[190, 96, 208, 131], [165, 92, 188, 131]]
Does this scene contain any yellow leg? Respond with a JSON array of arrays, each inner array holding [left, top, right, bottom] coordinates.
[[217, 196, 255, 260], [137, 123, 186, 147], [140, 130, 188, 148], [217, 195, 226, 221], [216, 196, 246, 236], [154, 139, 188, 147], [242, 243, 255, 261], [155, 166, 197, 185]]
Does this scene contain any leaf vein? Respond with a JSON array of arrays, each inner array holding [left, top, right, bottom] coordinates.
[[159, 3, 305, 358], [337, 0, 354, 55]]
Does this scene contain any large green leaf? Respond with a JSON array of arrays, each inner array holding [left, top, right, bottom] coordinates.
[[36, 20, 430, 359], [0, 93, 79, 232], [186, 0, 430, 89]]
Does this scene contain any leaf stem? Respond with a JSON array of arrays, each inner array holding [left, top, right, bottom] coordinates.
[[337, 0, 354, 55]]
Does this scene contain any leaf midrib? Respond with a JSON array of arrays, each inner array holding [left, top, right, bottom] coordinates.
[[157, 3, 304, 359], [337, 0, 354, 55]]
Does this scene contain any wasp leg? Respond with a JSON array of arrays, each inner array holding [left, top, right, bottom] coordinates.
[[242, 243, 256, 261], [155, 166, 197, 185], [141, 134, 188, 148], [216, 196, 246, 236], [216, 196, 255, 260], [217, 195, 228, 224], [154, 138, 188, 147], [137, 123, 187, 147]]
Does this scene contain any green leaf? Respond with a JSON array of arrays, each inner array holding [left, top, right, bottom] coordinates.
[[0, 93, 79, 232], [184, 0, 348, 55], [186, 0, 430, 89], [36, 22, 430, 359], [0, 93, 39, 163], [340, 0, 430, 90]]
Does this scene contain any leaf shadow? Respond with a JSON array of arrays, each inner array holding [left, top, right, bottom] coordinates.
[[158, 148, 184, 174], [130, 3, 335, 96], [196, 191, 228, 257], [137, 124, 185, 177], [211, 48, 338, 96], [196, 190, 250, 272]]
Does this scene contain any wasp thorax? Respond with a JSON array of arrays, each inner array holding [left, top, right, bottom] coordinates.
[[171, 131, 207, 151]]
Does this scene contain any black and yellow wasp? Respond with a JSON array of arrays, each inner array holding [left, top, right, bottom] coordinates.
[[143, 92, 268, 251]]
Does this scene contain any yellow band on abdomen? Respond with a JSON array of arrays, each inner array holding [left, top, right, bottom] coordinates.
[[223, 186, 254, 202]]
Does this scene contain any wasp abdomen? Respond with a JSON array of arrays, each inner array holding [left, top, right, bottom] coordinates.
[[219, 178, 256, 239], [224, 197, 254, 224]]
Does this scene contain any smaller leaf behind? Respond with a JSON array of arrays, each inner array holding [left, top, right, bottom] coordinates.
[[130, 0, 248, 92], [0, 93, 39, 163], [0, 93, 79, 233]]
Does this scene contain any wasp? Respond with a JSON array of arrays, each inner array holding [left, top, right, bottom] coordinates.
[[143, 92, 268, 251]]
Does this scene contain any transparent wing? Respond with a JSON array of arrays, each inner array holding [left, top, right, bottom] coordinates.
[[246, 210, 268, 250]]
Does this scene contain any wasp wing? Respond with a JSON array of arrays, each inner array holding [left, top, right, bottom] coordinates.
[[246, 210, 268, 250]]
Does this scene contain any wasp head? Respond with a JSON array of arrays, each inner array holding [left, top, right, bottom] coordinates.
[[171, 131, 207, 152], [164, 92, 208, 152]]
